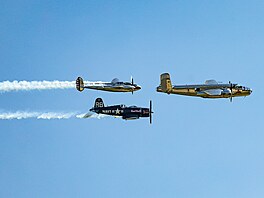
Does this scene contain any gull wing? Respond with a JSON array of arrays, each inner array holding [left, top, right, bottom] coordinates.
[[122, 115, 139, 120], [205, 79, 218, 84], [80, 113, 93, 118], [204, 89, 222, 96]]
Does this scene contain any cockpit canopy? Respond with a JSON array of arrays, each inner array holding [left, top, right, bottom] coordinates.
[[111, 78, 120, 84], [235, 85, 250, 91], [113, 81, 134, 86], [129, 106, 138, 108], [111, 78, 135, 85]]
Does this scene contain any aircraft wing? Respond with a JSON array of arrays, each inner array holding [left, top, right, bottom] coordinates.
[[113, 116, 122, 118], [122, 115, 139, 120], [204, 89, 222, 96], [76, 113, 93, 118]]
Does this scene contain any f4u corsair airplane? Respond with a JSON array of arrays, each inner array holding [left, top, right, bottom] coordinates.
[[89, 98, 153, 123], [157, 73, 252, 102], [76, 76, 141, 94]]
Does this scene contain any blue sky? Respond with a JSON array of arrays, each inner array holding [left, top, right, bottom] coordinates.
[[0, 0, 263, 197]]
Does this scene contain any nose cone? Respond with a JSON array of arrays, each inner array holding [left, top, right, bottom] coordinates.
[[134, 85, 141, 91], [250, 89, 253, 94]]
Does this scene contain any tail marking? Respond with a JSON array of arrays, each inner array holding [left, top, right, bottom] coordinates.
[[160, 73, 172, 94]]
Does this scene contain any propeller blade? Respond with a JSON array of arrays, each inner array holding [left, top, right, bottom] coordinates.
[[131, 76, 134, 95], [150, 100, 152, 124], [229, 81, 233, 102]]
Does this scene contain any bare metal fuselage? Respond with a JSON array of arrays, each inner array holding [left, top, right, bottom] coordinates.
[[76, 77, 141, 93], [85, 82, 141, 92]]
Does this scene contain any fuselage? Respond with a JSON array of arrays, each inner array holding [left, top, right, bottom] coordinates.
[[90, 105, 150, 119], [85, 82, 141, 92], [157, 83, 252, 98]]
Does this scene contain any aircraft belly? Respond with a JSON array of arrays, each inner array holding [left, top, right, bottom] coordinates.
[[234, 91, 251, 97], [201, 95, 228, 99], [171, 88, 197, 96], [86, 86, 131, 92], [123, 117, 139, 120]]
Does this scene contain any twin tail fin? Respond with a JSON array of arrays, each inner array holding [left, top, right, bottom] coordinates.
[[160, 73, 172, 93], [76, 77, 85, 92]]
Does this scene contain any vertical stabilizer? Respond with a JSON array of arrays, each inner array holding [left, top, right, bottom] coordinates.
[[94, 98, 104, 108], [160, 73, 172, 93], [76, 77, 84, 92]]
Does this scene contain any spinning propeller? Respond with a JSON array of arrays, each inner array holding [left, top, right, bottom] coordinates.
[[131, 76, 134, 94], [149, 100, 153, 124], [229, 81, 234, 102]]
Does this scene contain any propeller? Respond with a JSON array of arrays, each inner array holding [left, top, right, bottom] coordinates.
[[131, 76, 134, 85], [149, 100, 153, 124], [131, 76, 134, 95], [229, 81, 233, 102]]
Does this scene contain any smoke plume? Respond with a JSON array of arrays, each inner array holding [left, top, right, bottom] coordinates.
[[0, 111, 108, 120], [0, 80, 106, 92], [0, 80, 76, 92]]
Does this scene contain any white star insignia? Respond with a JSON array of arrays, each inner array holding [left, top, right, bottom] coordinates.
[[116, 108, 121, 114]]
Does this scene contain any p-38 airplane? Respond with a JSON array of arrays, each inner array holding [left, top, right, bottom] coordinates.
[[89, 98, 153, 123], [76, 76, 141, 94], [157, 73, 252, 101]]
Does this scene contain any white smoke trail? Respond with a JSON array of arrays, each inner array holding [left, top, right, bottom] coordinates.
[[0, 80, 103, 92], [0, 81, 75, 92], [0, 111, 108, 120]]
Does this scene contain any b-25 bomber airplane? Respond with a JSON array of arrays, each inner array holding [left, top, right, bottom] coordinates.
[[157, 73, 252, 102], [89, 98, 153, 123], [76, 76, 141, 94]]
